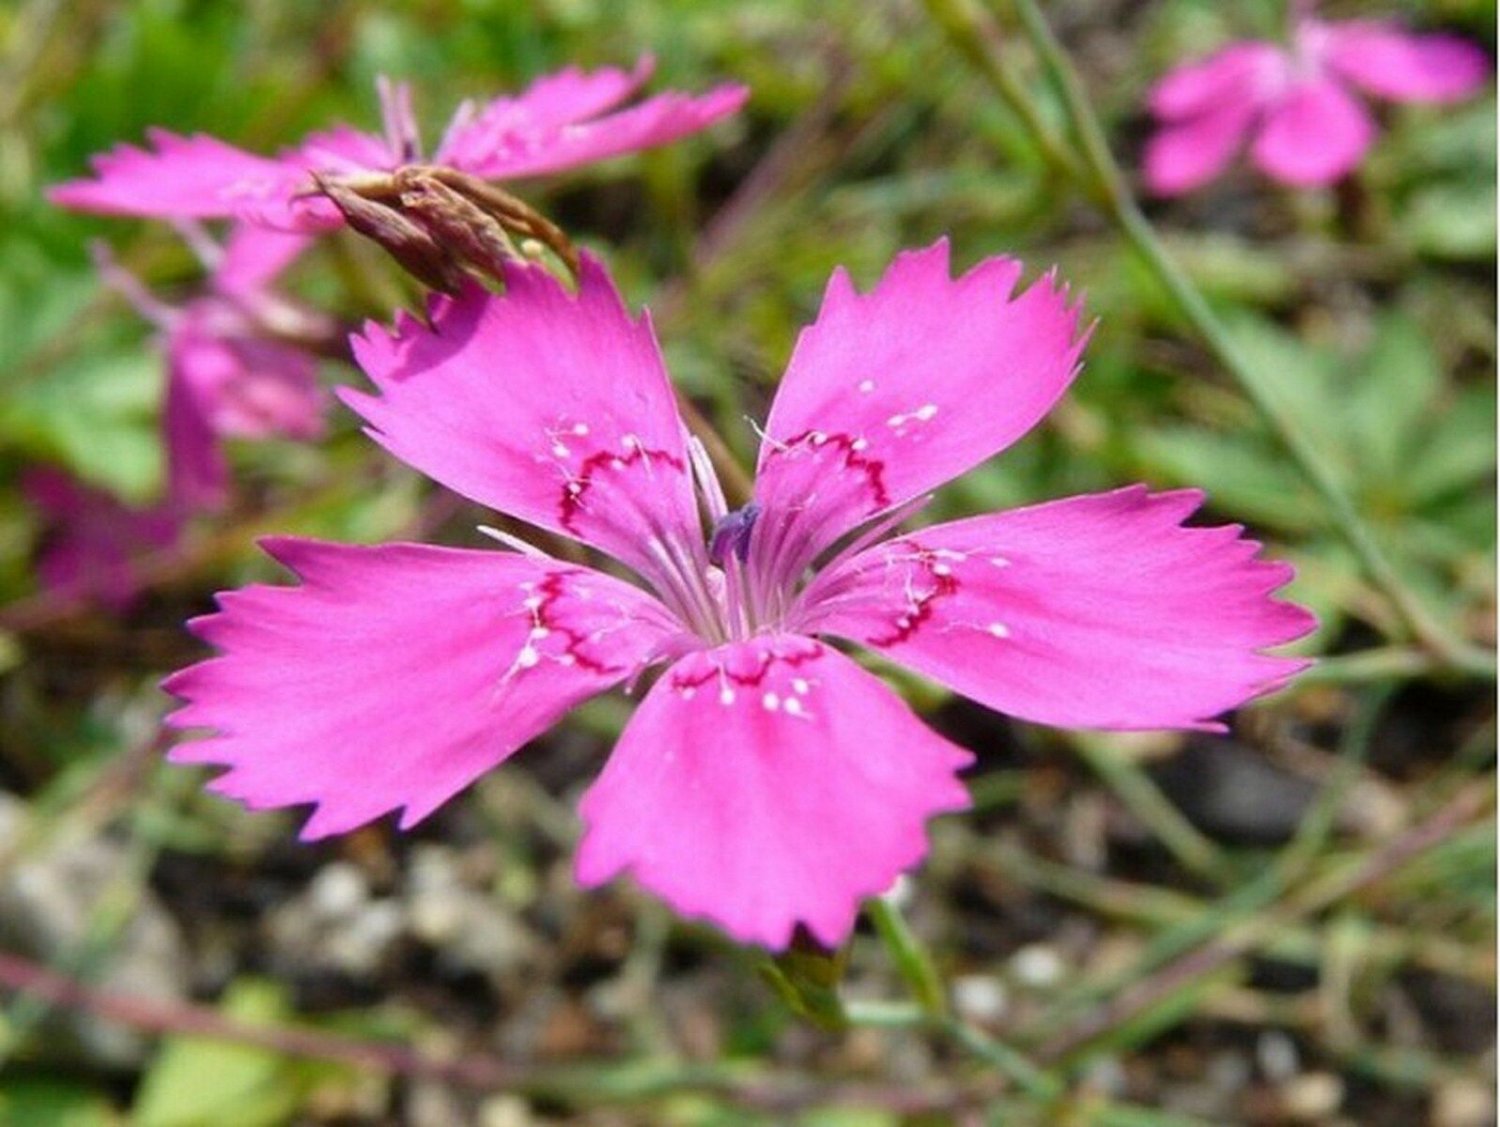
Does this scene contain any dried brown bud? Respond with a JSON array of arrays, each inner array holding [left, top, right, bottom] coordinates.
[[312, 166, 579, 294]]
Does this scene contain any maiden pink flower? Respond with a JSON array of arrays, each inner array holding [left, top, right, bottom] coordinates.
[[1145, 11, 1489, 195], [164, 242, 1313, 948], [50, 61, 747, 230], [102, 225, 328, 511]]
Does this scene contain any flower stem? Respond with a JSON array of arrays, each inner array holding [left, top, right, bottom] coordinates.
[[865, 893, 948, 1019], [926, 0, 1494, 679]]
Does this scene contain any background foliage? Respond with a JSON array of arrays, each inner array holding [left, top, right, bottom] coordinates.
[[0, 0, 1494, 1123]]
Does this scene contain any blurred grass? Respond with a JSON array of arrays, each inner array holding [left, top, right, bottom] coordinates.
[[0, 0, 1495, 1123]]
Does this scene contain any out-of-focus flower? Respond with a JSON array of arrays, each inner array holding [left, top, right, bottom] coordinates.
[[50, 61, 748, 231], [23, 467, 181, 613], [100, 225, 330, 511], [1144, 11, 1489, 195], [163, 243, 1313, 949]]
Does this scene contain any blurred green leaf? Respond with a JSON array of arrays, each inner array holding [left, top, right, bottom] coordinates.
[[0, 1077, 118, 1126], [132, 979, 312, 1127]]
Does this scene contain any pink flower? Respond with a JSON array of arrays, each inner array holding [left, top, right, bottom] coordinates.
[[1145, 13, 1489, 195], [164, 243, 1313, 948], [101, 225, 328, 511], [23, 468, 181, 613], [50, 61, 748, 230]]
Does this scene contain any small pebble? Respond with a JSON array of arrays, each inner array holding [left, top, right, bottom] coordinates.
[[1009, 944, 1065, 989]]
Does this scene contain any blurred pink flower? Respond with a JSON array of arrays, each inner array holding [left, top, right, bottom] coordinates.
[[101, 225, 328, 511], [164, 243, 1313, 948], [23, 468, 181, 613], [50, 61, 748, 230], [1145, 12, 1489, 195]]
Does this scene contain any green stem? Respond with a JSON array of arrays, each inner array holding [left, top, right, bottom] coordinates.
[[865, 894, 948, 1018], [927, 0, 1492, 679]]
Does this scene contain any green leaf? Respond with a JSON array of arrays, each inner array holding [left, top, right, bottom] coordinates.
[[131, 980, 306, 1127], [1349, 315, 1441, 481], [1137, 428, 1322, 533], [1403, 385, 1497, 505], [0, 1077, 118, 1127]]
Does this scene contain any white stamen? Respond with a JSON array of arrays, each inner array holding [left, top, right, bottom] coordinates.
[[791, 678, 810, 695], [516, 646, 540, 668], [719, 687, 736, 706], [914, 403, 938, 421], [762, 692, 780, 712], [478, 526, 553, 558]]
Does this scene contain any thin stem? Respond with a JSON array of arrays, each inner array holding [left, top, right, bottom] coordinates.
[[865, 894, 948, 1019]]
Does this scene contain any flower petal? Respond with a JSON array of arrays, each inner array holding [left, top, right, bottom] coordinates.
[[48, 129, 302, 220], [799, 486, 1314, 732], [1250, 78, 1375, 187], [213, 226, 315, 298], [443, 83, 748, 180], [575, 635, 971, 948], [1317, 19, 1489, 104], [1144, 98, 1258, 196], [23, 468, 180, 613], [1148, 42, 1282, 120], [164, 539, 683, 839], [344, 257, 705, 587], [435, 59, 654, 166], [750, 240, 1087, 583]]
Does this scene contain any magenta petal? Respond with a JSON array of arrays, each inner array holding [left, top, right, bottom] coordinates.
[[1250, 78, 1375, 187], [574, 635, 972, 948], [1148, 42, 1282, 120], [165, 540, 683, 839], [1319, 20, 1489, 104], [800, 486, 1314, 732], [751, 240, 1087, 577], [214, 225, 314, 298], [48, 129, 302, 220], [163, 348, 230, 511], [448, 84, 748, 180], [436, 59, 654, 166], [23, 468, 180, 613], [345, 258, 704, 583], [297, 125, 397, 174], [1144, 98, 1258, 196]]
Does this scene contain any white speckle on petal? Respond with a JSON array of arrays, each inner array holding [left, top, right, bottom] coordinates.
[[719, 687, 736, 706], [783, 697, 806, 717], [791, 678, 810, 695], [762, 692, 780, 712], [572, 422, 590, 436], [851, 438, 869, 452], [914, 403, 938, 421], [933, 563, 952, 577], [990, 556, 1011, 568], [987, 622, 1010, 638], [886, 414, 906, 428], [858, 379, 876, 393]]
